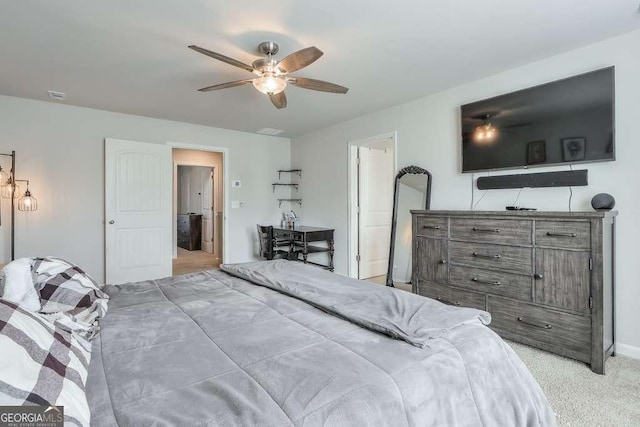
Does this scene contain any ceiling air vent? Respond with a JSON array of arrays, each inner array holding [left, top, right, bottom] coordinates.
[[256, 128, 284, 136], [47, 90, 66, 102]]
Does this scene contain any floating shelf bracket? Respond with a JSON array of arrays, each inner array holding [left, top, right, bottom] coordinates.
[[278, 199, 302, 208], [278, 169, 302, 180], [272, 183, 299, 193]]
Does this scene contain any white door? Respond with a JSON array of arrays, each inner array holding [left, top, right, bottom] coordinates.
[[201, 168, 214, 253], [179, 172, 191, 214], [358, 146, 394, 279], [105, 138, 172, 284]]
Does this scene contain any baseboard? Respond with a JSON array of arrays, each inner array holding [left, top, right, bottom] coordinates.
[[616, 342, 640, 360]]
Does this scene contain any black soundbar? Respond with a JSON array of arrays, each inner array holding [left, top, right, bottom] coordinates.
[[476, 170, 588, 190]]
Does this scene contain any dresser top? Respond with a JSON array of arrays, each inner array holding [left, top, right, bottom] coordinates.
[[410, 210, 617, 219]]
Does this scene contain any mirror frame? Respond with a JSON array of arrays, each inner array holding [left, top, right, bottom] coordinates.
[[386, 166, 432, 287]]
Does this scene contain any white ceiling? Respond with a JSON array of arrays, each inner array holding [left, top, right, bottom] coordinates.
[[1, 1, 639, 137]]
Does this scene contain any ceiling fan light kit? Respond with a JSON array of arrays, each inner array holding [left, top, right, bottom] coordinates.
[[252, 75, 287, 95], [188, 41, 348, 109]]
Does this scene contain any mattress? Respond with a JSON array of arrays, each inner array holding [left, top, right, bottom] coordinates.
[[86, 261, 555, 426]]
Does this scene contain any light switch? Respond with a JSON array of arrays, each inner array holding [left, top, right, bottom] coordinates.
[[231, 200, 241, 209]]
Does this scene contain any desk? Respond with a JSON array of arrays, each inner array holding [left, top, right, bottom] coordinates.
[[273, 226, 335, 271]]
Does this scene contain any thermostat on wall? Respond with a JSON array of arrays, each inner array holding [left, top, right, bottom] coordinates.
[[232, 180, 241, 188]]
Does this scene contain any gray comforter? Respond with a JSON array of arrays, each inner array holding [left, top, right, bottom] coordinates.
[[87, 261, 555, 426]]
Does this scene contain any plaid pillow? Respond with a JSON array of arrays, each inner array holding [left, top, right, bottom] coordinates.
[[31, 257, 109, 340], [0, 298, 91, 426]]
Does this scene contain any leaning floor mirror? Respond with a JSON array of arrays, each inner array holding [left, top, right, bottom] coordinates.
[[386, 166, 432, 288]]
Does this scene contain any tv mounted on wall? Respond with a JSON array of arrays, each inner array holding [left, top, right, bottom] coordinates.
[[461, 67, 615, 173]]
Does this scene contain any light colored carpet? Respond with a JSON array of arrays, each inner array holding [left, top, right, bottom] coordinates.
[[508, 341, 640, 426], [364, 277, 640, 426], [172, 247, 220, 275]]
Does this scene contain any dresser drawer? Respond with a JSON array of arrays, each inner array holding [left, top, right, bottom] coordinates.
[[535, 221, 590, 249], [450, 241, 532, 274], [450, 266, 532, 301], [451, 218, 532, 245], [488, 296, 591, 357], [416, 217, 448, 238], [418, 282, 486, 311]]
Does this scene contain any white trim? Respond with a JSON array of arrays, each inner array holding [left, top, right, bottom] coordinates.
[[167, 142, 229, 265], [346, 131, 398, 279], [347, 145, 359, 278], [616, 342, 640, 360]]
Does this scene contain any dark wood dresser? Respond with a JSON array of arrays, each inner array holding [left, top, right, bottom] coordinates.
[[411, 210, 616, 374], [177, 214, 202, 251]]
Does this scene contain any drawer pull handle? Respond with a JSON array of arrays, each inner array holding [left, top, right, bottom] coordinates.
[[472, 227, 501, 233], [546, 232, 577, 238], [423, 225, 441, 230], [436, 297, 460, 306], [438, 259, 448, 265], [517, 316, 552, 330], [471, 277, 501, 286], [534, 273, 544, 280], [472, 252, 502, 259]]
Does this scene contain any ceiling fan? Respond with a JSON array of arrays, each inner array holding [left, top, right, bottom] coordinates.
[[188, 41, 349, 109]]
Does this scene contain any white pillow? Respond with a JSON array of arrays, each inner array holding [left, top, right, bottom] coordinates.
[[1, 258, 40, 312]]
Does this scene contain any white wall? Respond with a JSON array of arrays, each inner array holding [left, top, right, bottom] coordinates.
[[0, 95, 290, 280], [292, 29, 640, 356]]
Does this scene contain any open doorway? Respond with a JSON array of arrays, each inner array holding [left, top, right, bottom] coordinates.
[[348, 133, 396, 281], [172, 148, 224, 275]]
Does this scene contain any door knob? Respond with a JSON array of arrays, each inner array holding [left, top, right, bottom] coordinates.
[[108, 220, 115, 224]]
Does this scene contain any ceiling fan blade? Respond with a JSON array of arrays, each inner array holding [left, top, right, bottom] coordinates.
[[188, 45, 255, 74], [269, 91, 287, 109], [277, 47, 323, 73], [289, 77, 349, 94], [198, 79, 253, 92]]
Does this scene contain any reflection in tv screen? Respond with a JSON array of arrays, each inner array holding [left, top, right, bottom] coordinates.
[[461, 67, 614, 173]]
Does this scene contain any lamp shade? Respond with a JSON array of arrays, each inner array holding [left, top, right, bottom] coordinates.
[[0, 167, 9, 187], [1, 181, 19, 199], [17, 189, 37, 211]]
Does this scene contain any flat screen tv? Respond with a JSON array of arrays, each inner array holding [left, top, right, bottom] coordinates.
[[461, 67, 615, 173]]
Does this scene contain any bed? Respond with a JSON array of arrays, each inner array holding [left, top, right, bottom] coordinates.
[[85, 260, 555, 426]]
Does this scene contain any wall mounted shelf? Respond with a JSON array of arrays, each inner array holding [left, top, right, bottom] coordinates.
[[272, 183, 299, 193], [278, 199, 302, 208], [278, 169, 302, 179]]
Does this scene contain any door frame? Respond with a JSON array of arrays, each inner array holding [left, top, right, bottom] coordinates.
[[347, 131, 397, 279], [176, 164, 215, 254], [168, 142, 229, 264]]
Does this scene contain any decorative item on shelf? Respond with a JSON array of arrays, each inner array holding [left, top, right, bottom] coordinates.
[[281, 211, 299, 229], [0, 150, 39, 261], [591, 193, 615, 211]]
